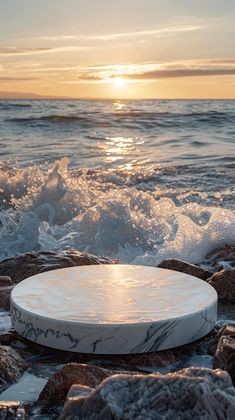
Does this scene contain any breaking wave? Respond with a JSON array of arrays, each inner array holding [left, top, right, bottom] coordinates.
[[0, 159, 234, 265]]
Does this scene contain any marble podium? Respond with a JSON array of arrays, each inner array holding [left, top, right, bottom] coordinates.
[[10, 265, 217, 354]]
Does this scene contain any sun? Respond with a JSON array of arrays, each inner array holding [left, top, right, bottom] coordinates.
[[113, 77, 126, 89]]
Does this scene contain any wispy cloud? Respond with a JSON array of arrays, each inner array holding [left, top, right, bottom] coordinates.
[[89, 25, 203, 41], [131, 68, 235, 80], [0, 46, 92, 56], [38, 24, 203, 42], [0, 77, 38, 82], [0, 47, 52, 56]]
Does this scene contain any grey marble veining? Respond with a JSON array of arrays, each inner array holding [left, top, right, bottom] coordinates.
[[11, 265, 218, 354]]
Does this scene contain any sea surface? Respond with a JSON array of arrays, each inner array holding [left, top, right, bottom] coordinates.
[[0, 99, 234, 265]]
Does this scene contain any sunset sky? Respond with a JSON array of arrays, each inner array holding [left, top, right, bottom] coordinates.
[[0, 0, 235, 99]]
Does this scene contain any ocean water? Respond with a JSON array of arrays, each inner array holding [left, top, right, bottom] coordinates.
[[0, 99, 234, 265]]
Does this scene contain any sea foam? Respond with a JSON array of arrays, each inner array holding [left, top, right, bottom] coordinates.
[[0, 159, 234, 265]]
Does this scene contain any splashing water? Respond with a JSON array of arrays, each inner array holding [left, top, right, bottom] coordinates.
[[0, 157, 234, 265]]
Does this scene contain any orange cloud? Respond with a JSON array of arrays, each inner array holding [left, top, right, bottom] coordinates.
[[0, 46, 92, 56], [59, 60, 235, 83]]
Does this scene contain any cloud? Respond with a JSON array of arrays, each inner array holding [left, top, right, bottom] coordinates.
[[38, 24, 203, 42], [2, 58, 234, 86], [129, 68, 235, 80], [0, 46, 92, 56], [0, 47, 52, 56], [0, 77, 38, 83], [62, 60, 235, 83], [206, 58, 235, 65], [90, 25, 203, 41]]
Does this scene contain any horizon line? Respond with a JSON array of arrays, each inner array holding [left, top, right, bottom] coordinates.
[[0, 94, 234, 101]]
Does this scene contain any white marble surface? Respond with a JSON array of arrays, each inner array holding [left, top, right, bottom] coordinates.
[[11, 265, 218, 354]]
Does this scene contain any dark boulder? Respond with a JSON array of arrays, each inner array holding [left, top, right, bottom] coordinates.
[[0, 345, 28, 391], [205, 245, 235, 270], [208, 270, 235, 303], [214, 325, 235, 385], [158, 258, 212, 280], [0, 285, 15, 310], [38, 363, 115, 410], [0, 249, 118, 283], [0, 276, 13, 287]]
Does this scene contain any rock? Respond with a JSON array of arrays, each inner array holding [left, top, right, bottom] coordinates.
[[107, 351, 176, 372], [0, 249, 118, 283], [0, 276, 14, 310], [0, 285, 15, 310], [208, 270, 235, 302], [0, 346, 28, 391], [216, 325, 235, 340], [205, 245, 235, 270], [67, 384, 94, 399], [38, 363, 114, 410], [0, 330, 36, 350], [218, 301, 235, 321], [0, 331, 41, 361], [158, 258, 212, 280], [0, 276, 13, 287], [206, 325, 224, 356], [214, 325, 235, 385], [0, 401, 25, 419], [60, 368, 235, 420], [0, 331, 24, 347], [0, 333, 14, 346]]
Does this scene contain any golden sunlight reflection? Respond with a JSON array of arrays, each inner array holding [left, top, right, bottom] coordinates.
[[104, 136, 140, 163], [113, 101, 127, 111], [102, 265, 140, 322]]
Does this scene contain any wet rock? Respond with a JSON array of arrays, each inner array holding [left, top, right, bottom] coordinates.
[[0, 333, 14, 347], [205, 245, 235, 270], [0, 331, 37, 359], [0, 285, 15, 310], [0, 275, 14, 310], [205, 325, 224, 356], [0, 276, 13, 287], [0, 249, 117, 284], [60, 368, 235, 420], [0, 331, 25, 347], [158, 258, 212, 280], [218, 301, 235, 321], [0, 401, 25, 419], [107, 351, 176, 372], [208, 270, 235, 302], [38, 363, 114, 410], [0, 346, 28, 391], [0, 333, 40, 362], [214, 325, 235, 385]]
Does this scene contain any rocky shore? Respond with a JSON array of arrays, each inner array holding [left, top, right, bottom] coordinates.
[[0, 247, 235, 419]]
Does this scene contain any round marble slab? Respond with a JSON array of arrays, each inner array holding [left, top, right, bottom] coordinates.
[[10, 265, 217, 354]]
